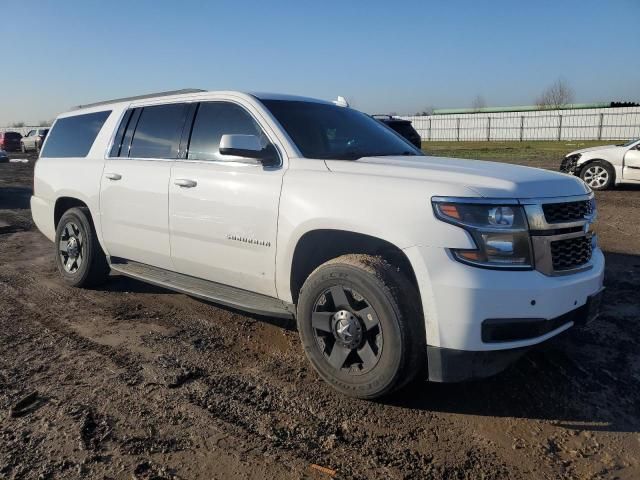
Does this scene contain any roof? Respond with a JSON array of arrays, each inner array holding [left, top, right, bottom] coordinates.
[[69, 89, 334, 114], [249, 92, 333, 104]]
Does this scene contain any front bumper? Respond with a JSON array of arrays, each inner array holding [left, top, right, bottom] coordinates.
[[404, 244, 605, 353], [426, 290, 602, 382]]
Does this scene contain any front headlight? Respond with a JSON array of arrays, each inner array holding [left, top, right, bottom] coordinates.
[[432, 199, 533, 269]]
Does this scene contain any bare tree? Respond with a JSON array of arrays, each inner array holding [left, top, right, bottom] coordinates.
[[535, 79, 574, 110], [10, 121, 25, 128], [471, 95, 486, 112], [38, 120, 51, 127], [415, 105, 435, 116]]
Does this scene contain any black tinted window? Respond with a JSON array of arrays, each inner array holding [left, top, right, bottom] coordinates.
[[188, 102, 266, 161], [129, 103, 187, 159], [261, 100, 421, 160], [5, 132, 21, 140], [388, 122, 418, 137], [41, 111, 111, 158]]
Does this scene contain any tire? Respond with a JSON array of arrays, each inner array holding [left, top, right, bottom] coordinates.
[[297, 254, 425, 399], [55, 207, 110, 287], [580, 160, 614, 191]]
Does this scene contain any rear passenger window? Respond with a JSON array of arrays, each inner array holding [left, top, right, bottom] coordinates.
[[129, 103, 187, 159], [188, 102, 266, 161], [41, 111, 111, 158]]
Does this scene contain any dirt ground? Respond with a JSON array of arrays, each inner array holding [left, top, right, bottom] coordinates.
[[1, 146, 639, 480]]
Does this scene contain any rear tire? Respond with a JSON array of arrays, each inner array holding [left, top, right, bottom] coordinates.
[[55, 207, 110, 287], [297, 254, 425, 399], [580, 160, 614, 190]]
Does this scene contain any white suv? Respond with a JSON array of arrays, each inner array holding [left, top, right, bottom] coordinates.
[[31, 89, 605, 399]]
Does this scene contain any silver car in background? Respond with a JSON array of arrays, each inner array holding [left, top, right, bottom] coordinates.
[[561, 138, 640, 190], [20, 128, 49, 153]]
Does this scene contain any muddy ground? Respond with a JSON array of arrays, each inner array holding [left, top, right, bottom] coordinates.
[[1, 150, 639, 480]]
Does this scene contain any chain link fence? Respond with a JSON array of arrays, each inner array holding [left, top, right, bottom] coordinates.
[[401, 106, 640, 142]]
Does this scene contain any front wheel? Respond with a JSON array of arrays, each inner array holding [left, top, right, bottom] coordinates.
[[580, 161, 614, 190], [55, 207, 110, 287], [297, 254, 425, 399]]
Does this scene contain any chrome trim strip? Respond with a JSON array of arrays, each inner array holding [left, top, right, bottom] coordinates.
[[518, 192, 594, 205]]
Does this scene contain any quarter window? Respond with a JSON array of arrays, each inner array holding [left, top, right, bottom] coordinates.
[[129, 103, 188, 159], [40, 111, 111, 158], [187, 102, 267, 161]]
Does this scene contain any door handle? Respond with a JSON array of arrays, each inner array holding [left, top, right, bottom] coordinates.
[[104, 172, 122, 181], [174, 178, 197, 188]]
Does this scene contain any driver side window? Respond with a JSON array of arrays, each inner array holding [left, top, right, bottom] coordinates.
[[187, 102, 268, 161]]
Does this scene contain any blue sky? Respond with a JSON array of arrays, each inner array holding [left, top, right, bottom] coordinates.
[[2, 0, 639, 124]]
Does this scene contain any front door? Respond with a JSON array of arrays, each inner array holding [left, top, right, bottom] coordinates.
[[169, 101, 284, 297], [623, 144, 640, 181], [100, 102, 189, 270]]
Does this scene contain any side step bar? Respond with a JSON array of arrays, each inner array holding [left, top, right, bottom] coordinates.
[[109, 258, 295, 319]]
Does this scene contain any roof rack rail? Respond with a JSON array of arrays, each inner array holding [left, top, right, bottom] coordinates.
[[71, 88, 207, 110], [372, 114, 395, 119]]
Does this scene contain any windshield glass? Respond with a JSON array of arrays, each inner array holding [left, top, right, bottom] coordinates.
[[621, 138, 640, 147], [260, 100, 422, 160]]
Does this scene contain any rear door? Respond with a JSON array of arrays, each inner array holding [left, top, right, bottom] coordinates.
[[23, 130, 35, 149], [168, 101, 284, 296], [99, 102, 189, 270], [623, 142, 640, 181]]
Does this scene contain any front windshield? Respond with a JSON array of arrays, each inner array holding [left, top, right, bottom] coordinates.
[[621, 138, 640, 147], [260, 99, 423, 160]]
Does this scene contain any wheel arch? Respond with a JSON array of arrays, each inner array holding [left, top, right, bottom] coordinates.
[[54, 196, 91, 228], [289, 229, 420, 306]]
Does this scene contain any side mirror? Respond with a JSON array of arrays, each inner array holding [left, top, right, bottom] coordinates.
[[219, 134, 278, 166]]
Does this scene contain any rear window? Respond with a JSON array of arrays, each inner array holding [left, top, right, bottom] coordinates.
[[5, 132, 21, 140], [388, 122, 418, 137], [41, 111, 111, 158]]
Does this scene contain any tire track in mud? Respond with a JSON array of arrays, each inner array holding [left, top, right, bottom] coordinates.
[[0, 234, 519, 479], [2, 230, 640, 479]]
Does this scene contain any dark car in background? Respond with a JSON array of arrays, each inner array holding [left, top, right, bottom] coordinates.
[[373, 115, 422, 149], [0, 131, 23, 152], [20, 128, 49, 153]]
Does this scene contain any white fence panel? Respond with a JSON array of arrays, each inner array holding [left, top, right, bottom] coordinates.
[[400, 106, 640, 142]]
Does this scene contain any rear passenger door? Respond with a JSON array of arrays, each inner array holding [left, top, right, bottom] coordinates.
[[168, 101, 284, 297], [23, 130, 35, 149], [99, 102, 189, 270]]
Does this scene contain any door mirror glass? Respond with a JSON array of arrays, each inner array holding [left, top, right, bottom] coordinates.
[[219, 134, 277, 165]]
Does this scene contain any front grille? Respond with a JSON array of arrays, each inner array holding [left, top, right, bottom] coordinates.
[[543, 200, 593, 224], [550, 235, 592, 271]]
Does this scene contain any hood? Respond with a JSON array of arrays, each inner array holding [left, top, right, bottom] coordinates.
[[325, 155, 590, 199], [567, 144, 620, 156]]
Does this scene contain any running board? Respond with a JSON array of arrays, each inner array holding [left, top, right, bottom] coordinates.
[[109, 258, 295, 319]]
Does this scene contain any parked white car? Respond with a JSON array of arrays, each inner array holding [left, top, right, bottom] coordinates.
[[31, 89, 604, 399], [561, 138, 640, 190]]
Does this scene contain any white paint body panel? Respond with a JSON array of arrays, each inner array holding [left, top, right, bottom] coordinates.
[[100, 159, 174, 270], [169, 161, 283, 296], [31, 90, 605, 355]]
